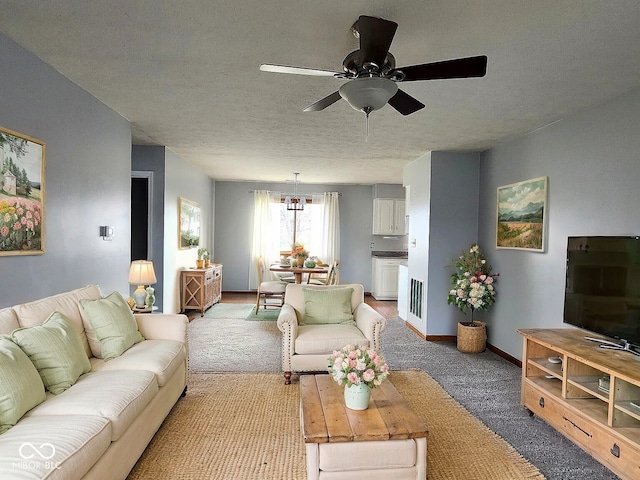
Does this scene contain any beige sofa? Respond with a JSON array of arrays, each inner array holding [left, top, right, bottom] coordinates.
[[277, 284, 386, 384], [0, 285, 188, 480]]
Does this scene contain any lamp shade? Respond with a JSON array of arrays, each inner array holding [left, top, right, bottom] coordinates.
[[128, 260, 157, 285], [339, 77, 398, 112]]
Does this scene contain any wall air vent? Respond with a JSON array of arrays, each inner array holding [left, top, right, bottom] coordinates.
[[409, 278, 423, 318]]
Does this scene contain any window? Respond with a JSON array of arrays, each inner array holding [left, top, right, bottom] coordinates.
[[274, 199, 323, 256]]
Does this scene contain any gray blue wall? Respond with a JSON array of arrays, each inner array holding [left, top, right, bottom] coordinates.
[[478, 88, 640, 359], [163, 149, 214, 313], [132, 145, 215, 314], [403, 152, 481, 335], [0, 33, 132, 307]]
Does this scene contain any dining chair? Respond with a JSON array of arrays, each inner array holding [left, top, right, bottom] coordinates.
[[308, 260, 339, 285], [255, 256, 286, 313]]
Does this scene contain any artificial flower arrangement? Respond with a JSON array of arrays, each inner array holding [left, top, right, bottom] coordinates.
[[447, 244, 499, 326], [327, 344, 390, 388], [291, 242, 309, 259]]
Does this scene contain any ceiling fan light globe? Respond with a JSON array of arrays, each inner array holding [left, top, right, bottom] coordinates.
[[339, 77, 398, 112]]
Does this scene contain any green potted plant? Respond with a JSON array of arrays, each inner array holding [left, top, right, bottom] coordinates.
[[203, 249, 211, 268], [447, 244, 499, 353], [196, 247, 208, 269]]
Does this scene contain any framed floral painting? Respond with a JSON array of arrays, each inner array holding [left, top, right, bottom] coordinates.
[[496, 176, 547, 252], [0, 126, 45, 256], [178, 197, 200, 249]]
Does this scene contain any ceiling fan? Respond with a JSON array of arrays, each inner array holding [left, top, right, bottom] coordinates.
[[260, 15, 487, 119]]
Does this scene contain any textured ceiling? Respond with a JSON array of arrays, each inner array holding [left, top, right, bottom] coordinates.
[[1, 1, 639, 185]]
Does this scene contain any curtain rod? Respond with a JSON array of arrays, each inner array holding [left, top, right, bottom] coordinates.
[[248, 190, 342, 196]]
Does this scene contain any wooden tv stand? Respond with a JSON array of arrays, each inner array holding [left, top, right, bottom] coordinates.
[[518, 329, 640, 479]]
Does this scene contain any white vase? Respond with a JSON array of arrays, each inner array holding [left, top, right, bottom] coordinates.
[[344, 383, 371, 410]]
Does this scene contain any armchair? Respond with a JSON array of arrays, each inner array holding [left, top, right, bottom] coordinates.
[[276, 284, 386, 384]]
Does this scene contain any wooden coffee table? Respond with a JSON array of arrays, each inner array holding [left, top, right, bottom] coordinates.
[[300, 374, 428, 479]]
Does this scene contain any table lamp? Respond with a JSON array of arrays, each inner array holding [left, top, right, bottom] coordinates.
[[128, 260, 157, 308]]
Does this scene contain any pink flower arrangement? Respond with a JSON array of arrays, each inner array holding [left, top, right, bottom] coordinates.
[[327, 344, 389, 388], [447, 244, 499, 325]]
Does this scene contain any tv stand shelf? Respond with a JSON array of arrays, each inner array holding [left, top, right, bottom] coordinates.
[[518, 328, 640, 479]]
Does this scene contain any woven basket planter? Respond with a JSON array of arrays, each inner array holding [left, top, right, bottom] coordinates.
[[457, 321, 487, 353]]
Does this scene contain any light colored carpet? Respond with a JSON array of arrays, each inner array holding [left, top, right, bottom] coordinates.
[[186, 304, 617, 479], [127, 371, 545, 480], [188, 315, 281, 373]]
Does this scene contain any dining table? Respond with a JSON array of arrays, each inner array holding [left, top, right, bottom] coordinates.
[[269, 264, 330, 284]]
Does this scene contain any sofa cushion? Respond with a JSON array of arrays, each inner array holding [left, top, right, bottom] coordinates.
[[26, 369, 158, 441], [79, 291, 144, 360], [301, 287, 355, 326], [0, 415, 111, 480], [90, 339, 186, 387], [11, 312, 92, 395], [284, 284, 365, 316], [0, 337, 46, 434], [294, 324, 368, 355], [12, 285, 102, 358], [0, 307, 19, 336]]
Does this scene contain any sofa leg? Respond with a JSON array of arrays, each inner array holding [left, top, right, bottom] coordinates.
[[181, 386, 187, 397], [284, 372, 292, 385]]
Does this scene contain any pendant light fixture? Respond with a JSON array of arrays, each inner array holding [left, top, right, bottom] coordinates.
[[285, 173, 306, 211]]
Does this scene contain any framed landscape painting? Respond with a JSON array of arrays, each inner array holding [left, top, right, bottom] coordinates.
[[496, 176, 547, 252], [178, 197, 200, 249], [0, 127, 45, 256]]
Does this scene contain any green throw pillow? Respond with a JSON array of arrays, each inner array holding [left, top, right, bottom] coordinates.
[[79, 291, 143, 361], [0, 337, 46, 434], [301, 287, 355, 326], [11, 312, 91, 395]]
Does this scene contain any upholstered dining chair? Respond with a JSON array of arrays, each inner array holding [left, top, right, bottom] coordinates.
[[255, 257, 286, 313]]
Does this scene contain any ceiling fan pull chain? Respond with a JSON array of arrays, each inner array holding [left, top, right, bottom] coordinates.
[[366, 111, 369, 140], [364, 106, 373, 140]]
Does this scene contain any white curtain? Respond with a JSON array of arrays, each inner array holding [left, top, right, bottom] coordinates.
[[249, 190, 280, 289], [313, 192, 340, 265]]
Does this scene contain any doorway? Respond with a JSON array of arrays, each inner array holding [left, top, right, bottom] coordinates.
[[131, 171, 153, 261]]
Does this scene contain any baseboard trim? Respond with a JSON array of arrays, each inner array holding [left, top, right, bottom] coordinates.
[[404, 320, 521, 368], [488, 344, 522, 368]]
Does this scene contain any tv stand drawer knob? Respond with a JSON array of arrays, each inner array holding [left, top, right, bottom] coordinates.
[[610, 443, 620, 458]]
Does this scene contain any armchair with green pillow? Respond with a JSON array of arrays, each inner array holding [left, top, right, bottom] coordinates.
[[276, 283, 386, 384]]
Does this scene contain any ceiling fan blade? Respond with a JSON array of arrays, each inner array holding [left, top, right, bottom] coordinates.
[[388, 89, 425, 116], [260, 64, 343, 77], [358, 15, 398, 71], [303, 91, 342, 112], [390, 55, 487, 82]]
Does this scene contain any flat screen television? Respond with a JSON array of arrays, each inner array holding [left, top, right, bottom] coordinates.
[[563, 236, 640, 355]]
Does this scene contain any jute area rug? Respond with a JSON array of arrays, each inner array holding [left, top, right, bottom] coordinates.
[[128, 371, 544, 480]]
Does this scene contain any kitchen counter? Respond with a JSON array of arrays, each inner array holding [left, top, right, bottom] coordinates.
[[371, 250, 408, 258]]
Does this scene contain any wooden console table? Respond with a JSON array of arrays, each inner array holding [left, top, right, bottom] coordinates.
[[519, 328, 640, 479], [180, 264, 222, 315], [300, 374, 428, 479]]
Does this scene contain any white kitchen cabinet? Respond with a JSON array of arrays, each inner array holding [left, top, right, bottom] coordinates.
[[372, 258, 404, 300], [373, 198, 406, 235]]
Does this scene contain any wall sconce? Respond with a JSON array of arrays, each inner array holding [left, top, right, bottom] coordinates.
[[128, 260, 157, 308]]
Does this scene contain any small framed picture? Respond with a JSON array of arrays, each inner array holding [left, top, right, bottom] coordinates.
[[496, 176, 548, 252], [178, 197, 201, 249]]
